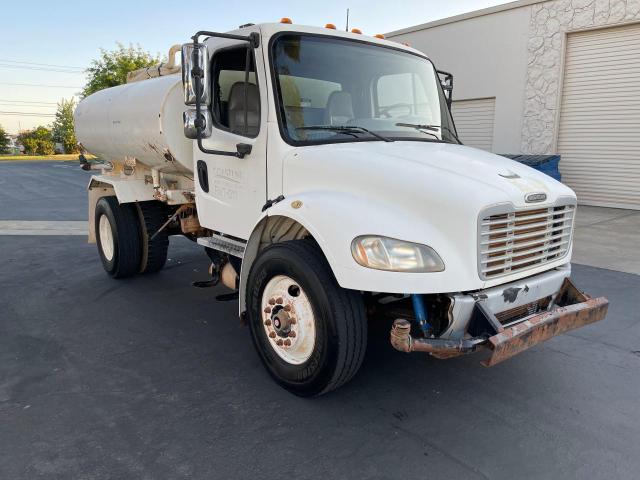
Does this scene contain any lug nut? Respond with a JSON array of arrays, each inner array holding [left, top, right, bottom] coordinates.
[[268, 298, 276, 305], [288, 331, 296, 338], [276, 339, 284, 346], [284, 339, 291, 346], [284, 305, 292, 312], [276, 297, 284, 304], [290, 318, 297, 325], [264, 319, 272, 326], [268, 331, 276, 338], [264, 307, 272, 313]]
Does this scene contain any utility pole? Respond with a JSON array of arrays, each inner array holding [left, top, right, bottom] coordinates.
[[346, 8, 349, 31]]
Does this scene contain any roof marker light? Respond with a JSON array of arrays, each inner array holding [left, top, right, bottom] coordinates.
[[351, 28, 362, 34], [280, 17, 292, 24], [374, 34, 385, 39], [325, 23, 336, 29]]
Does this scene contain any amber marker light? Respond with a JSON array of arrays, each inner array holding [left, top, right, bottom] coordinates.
[[280, 17, 292, 24], [374, 34, 385, 39], [325, 23, 336, 29], [351, 28, 362, 34]]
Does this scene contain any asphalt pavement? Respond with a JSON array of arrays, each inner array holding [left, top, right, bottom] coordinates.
[[1, 161, 639, 479]]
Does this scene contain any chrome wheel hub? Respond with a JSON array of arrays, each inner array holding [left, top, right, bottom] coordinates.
[[261, 275, 315, 365], [98, 214, 114, 261]]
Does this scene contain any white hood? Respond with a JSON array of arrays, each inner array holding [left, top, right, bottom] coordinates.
[[284, 141, 574, 210], [280, 141, 576, 293]]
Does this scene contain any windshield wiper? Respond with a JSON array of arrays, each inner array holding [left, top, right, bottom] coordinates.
[[297, 125, 393, 142], [395, 123, 462, 144]]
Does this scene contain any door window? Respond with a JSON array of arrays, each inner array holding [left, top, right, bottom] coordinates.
[[211, 46, 260, 137]]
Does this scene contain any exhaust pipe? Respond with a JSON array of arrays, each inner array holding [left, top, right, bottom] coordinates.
[[221, 262, 239, 290]]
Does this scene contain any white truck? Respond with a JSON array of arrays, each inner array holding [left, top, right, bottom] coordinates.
[[74, 21, 608, 396]]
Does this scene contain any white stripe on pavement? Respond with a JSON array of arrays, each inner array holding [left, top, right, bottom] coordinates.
[[0, 221, 88, 235]]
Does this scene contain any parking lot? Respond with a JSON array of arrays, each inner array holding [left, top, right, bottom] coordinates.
[[1, 161, 639, 479]]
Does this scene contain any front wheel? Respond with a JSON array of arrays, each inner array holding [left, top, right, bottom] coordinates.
[[246, 240, 367, 397]]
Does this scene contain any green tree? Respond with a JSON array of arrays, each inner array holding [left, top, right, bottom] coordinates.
[[82, 43, 160, 97], [18, 127, 55, 156], [0, 125, 10, 154], [51, 98, 78, 153]]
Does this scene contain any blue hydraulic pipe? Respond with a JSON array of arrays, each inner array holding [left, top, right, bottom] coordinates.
[[411, 294, 432, 336]]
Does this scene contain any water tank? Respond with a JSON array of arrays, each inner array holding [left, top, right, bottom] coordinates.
[[74, 74, 192, 173]]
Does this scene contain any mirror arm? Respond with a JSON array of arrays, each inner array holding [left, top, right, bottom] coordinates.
[[191, 31, 260, 48], [191, 30, 259, 158], [436, 69, 454, 108], [243, 46, 251, 136]]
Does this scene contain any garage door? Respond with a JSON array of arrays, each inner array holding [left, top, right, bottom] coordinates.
[[451, 97, 495, 151], [558, 23, 640, 209]]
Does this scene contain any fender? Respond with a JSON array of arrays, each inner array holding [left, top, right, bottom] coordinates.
[[238, 190, 469, 314], [88, 175, 156, 204], [86, 175, 156, 243]]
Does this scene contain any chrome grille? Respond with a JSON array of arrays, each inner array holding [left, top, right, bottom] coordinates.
[[479, 203, 575, 279]]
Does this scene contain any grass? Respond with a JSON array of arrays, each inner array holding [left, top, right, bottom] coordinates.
[[0, 154, 94, 162]]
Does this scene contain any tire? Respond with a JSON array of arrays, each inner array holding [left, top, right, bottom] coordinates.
[[137, 201, 169, 274], [95, 196, 142, 278], [247, 240, 367, 397]]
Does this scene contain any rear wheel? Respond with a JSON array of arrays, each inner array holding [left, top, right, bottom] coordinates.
[[247, 240, 367, 397], [137, 201, 169, 273], [95, 196, 142, 278]]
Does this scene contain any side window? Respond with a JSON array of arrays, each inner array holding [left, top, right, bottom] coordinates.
[[376, 72, 434, 121], [211, 47, 260, 137]]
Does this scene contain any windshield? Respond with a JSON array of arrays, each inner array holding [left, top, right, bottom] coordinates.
[[270, 34, 459, 145]]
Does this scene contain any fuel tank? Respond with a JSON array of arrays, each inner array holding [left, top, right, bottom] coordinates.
[[74, 74, 192, 173]]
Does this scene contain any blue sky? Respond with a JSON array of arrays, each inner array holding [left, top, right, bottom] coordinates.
[[0, 0, 511, 134]]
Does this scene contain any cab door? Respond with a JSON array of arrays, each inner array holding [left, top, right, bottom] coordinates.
[[194, 36, 267, 240]]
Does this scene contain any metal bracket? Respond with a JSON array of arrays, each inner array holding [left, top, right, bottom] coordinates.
[[467, 299, 504, 337], [262, 195, 285, 212]]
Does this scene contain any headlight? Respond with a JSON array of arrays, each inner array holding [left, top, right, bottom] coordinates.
[[351, 236, 445, 273]]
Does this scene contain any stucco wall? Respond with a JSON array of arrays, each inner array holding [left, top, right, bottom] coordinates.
[[523, 0, 640, 153], [388, 7, 532, 153], [389, 0, 640, 155]]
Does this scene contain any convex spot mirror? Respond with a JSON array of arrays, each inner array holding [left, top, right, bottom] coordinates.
[[182, 43, 210, 106], [183, 109, 212, 139]]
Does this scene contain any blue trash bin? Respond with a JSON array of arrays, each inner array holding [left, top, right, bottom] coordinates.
[[499, 154, 562, 182]]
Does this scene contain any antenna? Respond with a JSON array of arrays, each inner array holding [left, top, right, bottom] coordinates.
[[346, 8, 349, 31]]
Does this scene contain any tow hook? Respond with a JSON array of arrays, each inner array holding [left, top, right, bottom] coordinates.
[[390, 319, 484, 357]]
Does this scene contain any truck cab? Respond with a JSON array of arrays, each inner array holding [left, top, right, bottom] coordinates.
[[74, 21, 608, 396]]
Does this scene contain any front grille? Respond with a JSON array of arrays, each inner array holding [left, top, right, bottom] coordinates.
[[495, 295, 552, 326], [478, 203, 575, 279]]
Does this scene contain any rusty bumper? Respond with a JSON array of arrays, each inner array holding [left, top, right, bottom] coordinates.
[[481, 293, 608, 366], [390, 279, 609, 366]]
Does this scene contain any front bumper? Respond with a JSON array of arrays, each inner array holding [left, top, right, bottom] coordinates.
[[390, 278, 608, 366]]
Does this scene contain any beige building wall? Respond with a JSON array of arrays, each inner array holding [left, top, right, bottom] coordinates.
[[387, 4, 533, 153]]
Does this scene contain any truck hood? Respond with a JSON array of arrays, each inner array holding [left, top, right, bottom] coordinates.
[[281, 140, 576, 293], [283, 141, 575, 209]]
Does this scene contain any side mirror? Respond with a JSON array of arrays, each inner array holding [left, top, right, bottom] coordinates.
[[183, 109, 212, 139], [182, 43, 210, 106], [436, 70, 453, 108]]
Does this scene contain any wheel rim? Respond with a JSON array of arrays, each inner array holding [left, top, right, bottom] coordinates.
[[261, 275, 316, 365], [98, 214, 114, 261]]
